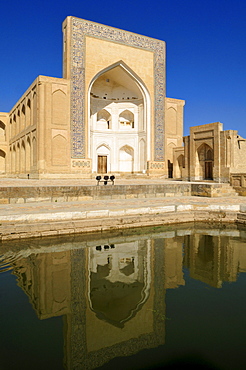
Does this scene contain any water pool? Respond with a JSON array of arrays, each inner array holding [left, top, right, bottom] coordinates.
[[1, 224, 246, 369]]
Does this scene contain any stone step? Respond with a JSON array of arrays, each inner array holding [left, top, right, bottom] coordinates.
[[216, 184, 239, 197]]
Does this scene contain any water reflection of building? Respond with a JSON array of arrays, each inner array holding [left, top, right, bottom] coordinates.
[[6, 229, 246, 368], [10, 237, 167, 369], [183, 231, 246, 287], [13, 251, 71, 319], [163, 235, 185, 289], [88, 241, 151, 328], [65, 239, 167, 369]]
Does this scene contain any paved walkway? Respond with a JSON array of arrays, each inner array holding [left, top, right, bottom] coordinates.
[[1, 193, 246, 217], [0, 178, 246, 240], [0, 177, 246, 217], [0, 177, 220, 187]]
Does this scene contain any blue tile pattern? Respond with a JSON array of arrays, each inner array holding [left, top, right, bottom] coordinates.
[[70, 18, 165, 161]]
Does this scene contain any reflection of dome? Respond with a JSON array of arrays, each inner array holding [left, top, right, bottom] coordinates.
[[90, 273, 145, 328]]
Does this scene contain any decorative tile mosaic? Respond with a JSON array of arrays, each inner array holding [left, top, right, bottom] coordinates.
[[70, 17, 165, 161]]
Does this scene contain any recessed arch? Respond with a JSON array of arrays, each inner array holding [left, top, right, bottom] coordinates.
[[96, 144, 111, 173], [119, 109, 134, 129], [88, 61, 150, 173], [20, 140, 26, 173], [197, 143, 214, 180], [0, 121, 5, 138], [0, 149, 6, 173], [96, 109, 112, 129], [119, 145, 134, 173]]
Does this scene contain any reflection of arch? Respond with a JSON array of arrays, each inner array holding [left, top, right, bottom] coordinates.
[[0, 149, 6, 173], [194, 235, 215, 284], [88, 242, 151, 328], [119, 145, 134, 172], [197, 144, 213, 180]]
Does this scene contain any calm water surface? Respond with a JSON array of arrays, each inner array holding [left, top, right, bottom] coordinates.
[[1, 224, 246, 370]]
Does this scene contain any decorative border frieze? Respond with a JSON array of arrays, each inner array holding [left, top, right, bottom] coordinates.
[[70, 17, 165, 160]]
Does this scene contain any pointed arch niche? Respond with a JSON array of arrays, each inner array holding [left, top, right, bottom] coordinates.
[[119, 145, 134, 173], [196, 143, 214, 180], [88, 61, 151, 173]]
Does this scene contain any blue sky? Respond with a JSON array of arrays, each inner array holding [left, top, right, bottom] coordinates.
[[1, 0, 246, 137]]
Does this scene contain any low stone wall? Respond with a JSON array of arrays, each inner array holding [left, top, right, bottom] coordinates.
[[0, 184, 191, 204], [0, 182, 238, 204]]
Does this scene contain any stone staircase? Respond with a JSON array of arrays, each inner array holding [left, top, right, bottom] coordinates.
[[211, 183, 239, 197], [191, 182, 239, 197]]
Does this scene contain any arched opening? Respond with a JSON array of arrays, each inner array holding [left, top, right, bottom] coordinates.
[[88, 61, 150, 173], [197, 144, 214, 180], [0, 150, 6, 173], [52, 134, 68, 166], [13, 114, 16, 137], [32, 92, 37, 126], [119, 145, 134, 173], [0, 121, 5, 139], [96, 144, 110, 174], [26, 136, 31, 173], [96, 109, 112, 130], [26, 99, 31, 127], [12, 145, 16, 173], [168, 160, 173, 178], [21, 104, 25, 131], [166, 107, 177, 134], [32, 136, 37, 167], [16, 142, 20, 173], [177, 154, 185, 178], [20, 140, 26, 173], [167, 142, 176, 178], [119, 110, 134, 129]]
